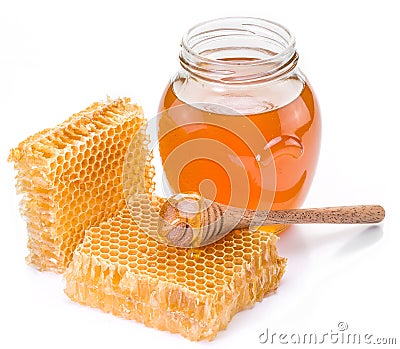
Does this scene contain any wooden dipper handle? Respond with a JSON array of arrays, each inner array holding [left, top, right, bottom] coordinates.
[[238, 205, 386, 227], [202, 204, 386, 246]]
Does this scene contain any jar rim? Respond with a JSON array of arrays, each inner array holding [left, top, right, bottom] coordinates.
[[181, 16, 296, 67]]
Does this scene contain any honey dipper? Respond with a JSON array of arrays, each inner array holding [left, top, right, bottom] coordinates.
[[157, 193, 385, 248]]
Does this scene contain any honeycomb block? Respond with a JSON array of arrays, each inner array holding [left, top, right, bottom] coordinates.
[[64, 201, 287, 341], [8, 98, 151, 272]]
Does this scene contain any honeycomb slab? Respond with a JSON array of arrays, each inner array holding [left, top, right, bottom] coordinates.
[[64, 202, 286, 341], [8, 98, 151, 272]]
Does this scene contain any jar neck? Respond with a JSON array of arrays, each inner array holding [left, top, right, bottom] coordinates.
[[179, 17, 298, 85]]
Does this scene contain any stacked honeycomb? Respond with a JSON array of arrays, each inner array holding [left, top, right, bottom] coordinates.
[[9, 97, 286, 341], [64, 198, 286, 341], [8, 98, 151, 272]]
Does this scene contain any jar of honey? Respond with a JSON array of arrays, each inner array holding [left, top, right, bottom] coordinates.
[[158, 17, 321, 232]]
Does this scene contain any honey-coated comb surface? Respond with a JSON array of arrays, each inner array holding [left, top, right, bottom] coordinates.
[[65, 199, 286, 341], [8, 98, 150, 272]]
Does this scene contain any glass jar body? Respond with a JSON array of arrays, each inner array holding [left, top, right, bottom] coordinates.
[[158, 18, 321, 218]]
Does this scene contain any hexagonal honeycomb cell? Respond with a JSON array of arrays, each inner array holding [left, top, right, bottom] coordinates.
[[64, 196, 286, 341], [8, 98, 152, 272]]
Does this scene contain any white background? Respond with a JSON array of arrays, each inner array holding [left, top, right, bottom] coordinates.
[[1, 0, 399, 348]]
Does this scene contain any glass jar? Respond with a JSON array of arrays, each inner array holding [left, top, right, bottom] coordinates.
[[158, 17, 321, 231]]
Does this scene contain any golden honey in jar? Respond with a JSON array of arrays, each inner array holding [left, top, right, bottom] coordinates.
[[158, 17, 321, 232]]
